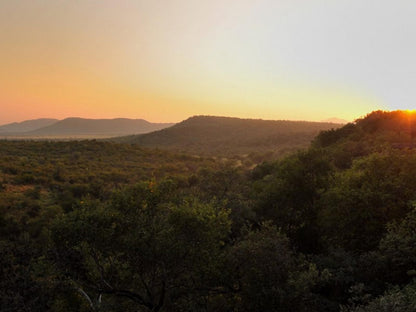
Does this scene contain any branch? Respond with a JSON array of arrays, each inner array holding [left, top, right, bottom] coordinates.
[[76, 287, 96, 312]]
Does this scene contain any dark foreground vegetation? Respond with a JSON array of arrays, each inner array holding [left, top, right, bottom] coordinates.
[[2, 110, 416, 311]]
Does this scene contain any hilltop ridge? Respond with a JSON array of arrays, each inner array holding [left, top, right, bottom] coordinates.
[[315, 110, 416, 148], [115, 115, 341, 156]]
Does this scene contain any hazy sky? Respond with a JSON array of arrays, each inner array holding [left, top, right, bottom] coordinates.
[[1, 0, 415, 124]]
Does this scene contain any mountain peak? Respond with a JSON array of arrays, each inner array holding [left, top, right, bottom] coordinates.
[[320, 117, 349, 124]]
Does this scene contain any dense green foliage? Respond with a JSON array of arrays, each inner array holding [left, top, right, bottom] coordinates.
[[3, 110, 416, 311]]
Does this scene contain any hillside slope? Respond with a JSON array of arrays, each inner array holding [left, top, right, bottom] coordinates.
[[0, 118, 58, 134], [116, 116, 341, 156], [9, 118, 175, 137], [312, 110, 416, 168], [314, 110, 416, 148]]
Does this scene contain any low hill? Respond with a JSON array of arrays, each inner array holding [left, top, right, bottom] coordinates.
[[312, 110, 416, 168], [315, 110, 416, 148], [0, 118, 58, 134], [0, 118, 174, 138], [115, 116, 341, 157]]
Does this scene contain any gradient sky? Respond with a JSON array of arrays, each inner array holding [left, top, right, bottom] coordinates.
[[1, 0, 415, 124]]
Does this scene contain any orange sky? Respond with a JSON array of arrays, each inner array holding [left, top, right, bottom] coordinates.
[[3, 0, 411, 125]]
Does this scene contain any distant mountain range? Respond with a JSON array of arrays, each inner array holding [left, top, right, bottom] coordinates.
[[0, 118, 174, 137], [320, 117, 349, 124], [0, 118, 59, 133], [114, 115, 342, 156]]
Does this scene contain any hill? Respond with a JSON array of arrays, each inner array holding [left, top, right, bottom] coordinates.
[[115, 115, 341, 157], [312, 110, 416, 168], [315, 110, 416, 148], [0, 118, 58, 134], [0, 118, 174, 138]]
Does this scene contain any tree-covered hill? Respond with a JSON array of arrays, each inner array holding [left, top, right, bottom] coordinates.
[[315, 110, 416, 148], [114, 115, 341, 157], [312, 110, 416, 168]]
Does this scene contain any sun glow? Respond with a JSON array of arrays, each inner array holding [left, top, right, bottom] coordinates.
[[2, 0, 411, 124]]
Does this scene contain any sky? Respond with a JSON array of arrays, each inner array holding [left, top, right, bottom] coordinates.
[[1, 0, 415, 124]]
